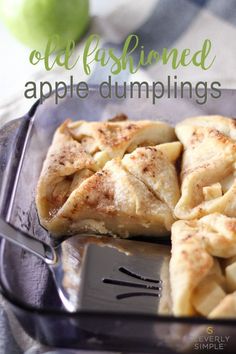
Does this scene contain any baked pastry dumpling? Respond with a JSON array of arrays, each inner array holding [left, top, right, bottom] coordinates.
[[36, 119, 181, 237], [122, 143, 181, 211], [174, 115, 236, 220], [36, 121, 96, 220], [68, 119, 177, 167], [170, 213, 236, 317], [175, 115, 236, 140]]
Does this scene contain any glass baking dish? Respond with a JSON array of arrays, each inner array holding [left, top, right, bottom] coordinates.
[[0, 87, 236, 353]]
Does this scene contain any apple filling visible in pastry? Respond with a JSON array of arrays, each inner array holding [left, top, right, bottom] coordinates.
[[174, 115, 236, 220], [170, 213, 236, 318], [36, 118, 181, 237]]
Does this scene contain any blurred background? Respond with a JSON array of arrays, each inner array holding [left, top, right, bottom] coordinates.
[[0, 0, 236, 126]]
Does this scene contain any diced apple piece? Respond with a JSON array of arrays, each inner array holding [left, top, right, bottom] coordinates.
[[203, 183, 222, 201], [208, 259, 225, 287], [152, 142, 182, 163], [192, 278, 226, 316], [226, 262, 236, 292], [220, 174, 234, 194], [93, 151, 110, 169], [209, 292, 236, 319]]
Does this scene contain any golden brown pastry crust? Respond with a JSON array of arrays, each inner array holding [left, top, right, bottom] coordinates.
[[68, 119, 177, 159], [122, 144, 181, 211], [174, 115, 236, 220], [170, 213, 236, 316], [36, 119, 180, 237]]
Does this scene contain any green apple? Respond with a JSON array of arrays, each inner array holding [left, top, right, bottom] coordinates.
[[0, 0, 89, 49]]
